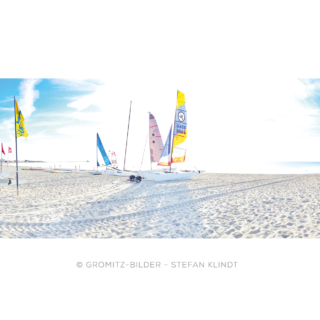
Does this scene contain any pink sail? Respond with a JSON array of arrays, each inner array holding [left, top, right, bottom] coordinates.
[[149, 113, 164, 163]]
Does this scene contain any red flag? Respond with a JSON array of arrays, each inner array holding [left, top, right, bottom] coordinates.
[[1, 143, 5, 155], [8, 147, 12, 153]]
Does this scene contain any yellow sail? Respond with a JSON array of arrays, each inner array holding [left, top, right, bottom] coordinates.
[[171, 90, 187, 163]]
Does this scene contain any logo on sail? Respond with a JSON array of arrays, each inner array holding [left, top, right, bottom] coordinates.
[[178, 112, 185, 122]]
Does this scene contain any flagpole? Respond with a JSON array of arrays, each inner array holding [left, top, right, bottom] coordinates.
[[14, 97, 19, 196], [123, 101, 132, 171]]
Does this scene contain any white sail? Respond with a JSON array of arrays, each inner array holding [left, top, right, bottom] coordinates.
[[149, 113, 164, 163], [157, 126, 172, 166], [108, 150, 118, 168]]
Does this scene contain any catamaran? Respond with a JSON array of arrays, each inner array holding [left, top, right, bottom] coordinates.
[[138, 112, 173, 174], [106, 103, 168, 177], [112, 101, 141, 177], [95, 99, 173, 178], [91, 133, 118, 175], [138, 90, 204, 181], [92, 102, 137, 177]]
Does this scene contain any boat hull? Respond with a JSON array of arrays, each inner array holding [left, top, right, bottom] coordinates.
[[138, 171, 200, 181], [0, 177, 9, 187], [100, 168, 173, 177], [91, 169, 138, 176], [91, 170, 115, 175], [0, 177, 27, 187], [113, 170, 138, 177]]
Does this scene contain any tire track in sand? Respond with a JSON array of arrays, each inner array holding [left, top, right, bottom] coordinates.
[[0, 176, 302, 237], [1, 176, 290, 218]]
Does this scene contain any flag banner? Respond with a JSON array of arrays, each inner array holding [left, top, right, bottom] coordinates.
[[171, 90, 187, 163], [8, 147, 12, 153], [157, 126, 172, 166], [15, 98, 28, 138], [1, 143, 5, 155], [97, 133, 111, 166]]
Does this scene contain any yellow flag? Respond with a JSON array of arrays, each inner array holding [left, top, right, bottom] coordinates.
[[15, 98, 28, 138]]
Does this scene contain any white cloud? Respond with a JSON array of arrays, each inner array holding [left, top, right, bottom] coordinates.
[[18, 79, 41, 118], [1, 118, 14, 131], [57, 125, 95, 136], [51, 79, 103, 92], [32, 111, 72, 118], [73, 111, 105, 122], [0, 97, 14, 103], [28, 121, 66, 127], [25, 132, 50, 140]]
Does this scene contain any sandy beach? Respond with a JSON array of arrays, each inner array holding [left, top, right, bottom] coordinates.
[[0, 166, 319, 238]]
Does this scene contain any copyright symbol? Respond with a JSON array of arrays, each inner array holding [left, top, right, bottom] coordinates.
[[76, 262, 83, 268]]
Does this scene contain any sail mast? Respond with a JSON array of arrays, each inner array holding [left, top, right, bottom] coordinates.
[[140, 132, 148, 170], [170, 90, 178, 172], [148, 112, 152, 170], [123, 101, 132, 171], [96, 133, 98, 170]]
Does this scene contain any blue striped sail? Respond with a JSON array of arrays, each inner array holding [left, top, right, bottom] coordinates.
[[97, 133, 111, 166]]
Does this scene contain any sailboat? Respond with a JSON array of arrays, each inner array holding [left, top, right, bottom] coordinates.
[[111, 101, 139, 177], [138, 112, 172, 174], [92, 102, 140, 177], [91, 133, 117, 175], [138, 90, 204, 181], [112, 107, 167, 178]]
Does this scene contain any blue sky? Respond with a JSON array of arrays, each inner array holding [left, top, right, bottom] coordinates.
[[1, 78, 320, 169]]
